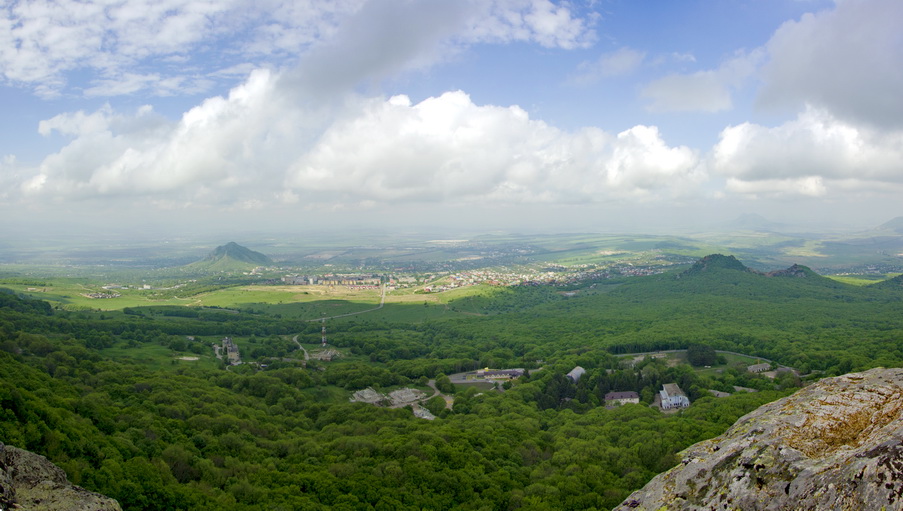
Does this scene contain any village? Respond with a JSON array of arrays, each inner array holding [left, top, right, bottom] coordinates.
[[203, 331, 795, 420]]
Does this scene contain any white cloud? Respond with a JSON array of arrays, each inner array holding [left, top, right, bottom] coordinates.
[[18, 70, 701, 208], [1, 0, 595, 98], [571, 47, 646, 86], [286, 90, 700, 204], [758, 0, 903, 128], [641, 51, 761, 113], [712, 106, 903, 197], [0, 0, 245, 96]]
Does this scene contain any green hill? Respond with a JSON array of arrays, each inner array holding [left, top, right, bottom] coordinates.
[[873, 273, 903, 290], [186, 242, 273, 272], [679, 253, 757, 276]]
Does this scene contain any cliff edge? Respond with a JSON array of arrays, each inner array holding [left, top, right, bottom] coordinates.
[[615, 367, 903, 510], [0, 443, 121, 511]]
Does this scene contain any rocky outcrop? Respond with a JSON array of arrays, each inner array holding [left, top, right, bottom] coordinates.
[[615, 368, 903, 511], [0, 443, 121, 511], [765, 264, 815, 278]]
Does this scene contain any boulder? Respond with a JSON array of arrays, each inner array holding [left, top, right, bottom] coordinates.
[[0, 443, 121, 511], [615, 368, 903, 510]]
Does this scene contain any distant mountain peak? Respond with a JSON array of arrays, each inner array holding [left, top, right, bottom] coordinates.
[[203, 242, 273, 265], [876, 216, 903, 233], [185, 242, 273, 272], [765, 264, 817, 278], [681, 254, 757, 277]]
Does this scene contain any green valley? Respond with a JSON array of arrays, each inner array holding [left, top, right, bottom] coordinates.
[[1, 232, 902, 510]]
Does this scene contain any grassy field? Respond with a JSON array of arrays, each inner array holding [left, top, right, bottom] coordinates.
[[102, 341, 222, 371], [826, 274, 902, 286]]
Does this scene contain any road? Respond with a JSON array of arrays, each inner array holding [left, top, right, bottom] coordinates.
[[291, 335, 309, 361]]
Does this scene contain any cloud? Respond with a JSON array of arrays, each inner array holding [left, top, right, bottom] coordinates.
[[2, 0, 595, 98], [286, 90, 700, 204], [17, 70, 701, 209], [570, 47, 646, 86], [1, 0, 246, 96], [641, 51, 761, 113], [464, 0, 596, 49], [758, 0, 903, 129], [712, 106, 903, 197]]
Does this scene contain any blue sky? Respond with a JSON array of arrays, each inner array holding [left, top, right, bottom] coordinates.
[[2, 0, 902, 236]]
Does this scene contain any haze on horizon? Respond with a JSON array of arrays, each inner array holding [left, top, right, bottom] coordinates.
[[1, 0, 902, 238]]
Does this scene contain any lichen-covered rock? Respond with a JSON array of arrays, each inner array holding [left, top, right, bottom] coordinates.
[[614, 368, 903, 511], [0, 443, 121, 511]]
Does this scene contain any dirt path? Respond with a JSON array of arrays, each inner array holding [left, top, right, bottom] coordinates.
[[291, 335, 309, 361]]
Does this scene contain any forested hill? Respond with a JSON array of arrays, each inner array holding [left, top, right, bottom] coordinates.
[[441, 257, 903, 375], [1, 256, 902, 509], [185, 242, 273, 272]]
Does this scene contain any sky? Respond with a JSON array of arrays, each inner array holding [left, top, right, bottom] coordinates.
[[2, 0, 902, 238]]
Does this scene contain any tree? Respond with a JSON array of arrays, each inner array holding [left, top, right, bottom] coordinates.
[[687, 344, 717, 367]]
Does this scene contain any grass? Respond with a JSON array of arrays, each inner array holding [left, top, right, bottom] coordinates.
[[826, 274, 901, 286], [102, 341, 222, 371]]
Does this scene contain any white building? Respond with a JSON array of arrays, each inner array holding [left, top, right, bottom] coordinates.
[[660, 383, 690, 409], [566, 366, 586, 383]]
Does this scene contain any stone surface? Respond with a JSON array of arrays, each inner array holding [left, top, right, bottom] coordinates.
[[614, 368, 903, 511], [0, 443, 121, 511]]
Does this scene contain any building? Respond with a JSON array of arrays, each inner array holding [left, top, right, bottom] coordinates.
[[471, 368, 524, 380], [660, 383, 690, 409], [566, 366, 586, 383], [747, 363, 771, 373], [604, 391, 640, 405], [222, 337, 241, 365]]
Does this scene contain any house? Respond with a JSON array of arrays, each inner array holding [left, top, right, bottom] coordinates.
[[566, 366, 586, 383], [660, 383, 690, 409], [747, 363, 771, 373], [604, 391, 640, 405], [472, 368, 524, 380]]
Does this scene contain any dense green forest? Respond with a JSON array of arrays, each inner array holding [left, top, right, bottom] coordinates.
[[2, 256, 902, 510]]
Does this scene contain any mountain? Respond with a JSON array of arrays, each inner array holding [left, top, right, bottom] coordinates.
[[186, 242, 273, 272], [765, 263, 820, 279], [679, 254, 757, 277], [876, 216, 903, 234], [614, 368, 903, 511]]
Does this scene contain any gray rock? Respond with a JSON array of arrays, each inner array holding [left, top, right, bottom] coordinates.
[[0, 443, 121, 511], [614, 367, 903, 511]]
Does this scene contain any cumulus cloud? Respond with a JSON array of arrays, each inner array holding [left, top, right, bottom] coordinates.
[[286, 90, 700, 204], [712, 106, 903, 197], [758, 0, 903, 128], [18, 70, 701, 208], [641, 51, 761, 113], [24, 69, 312, 201]]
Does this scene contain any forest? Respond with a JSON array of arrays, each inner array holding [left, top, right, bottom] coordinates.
[[1, 255, 902, 510]]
